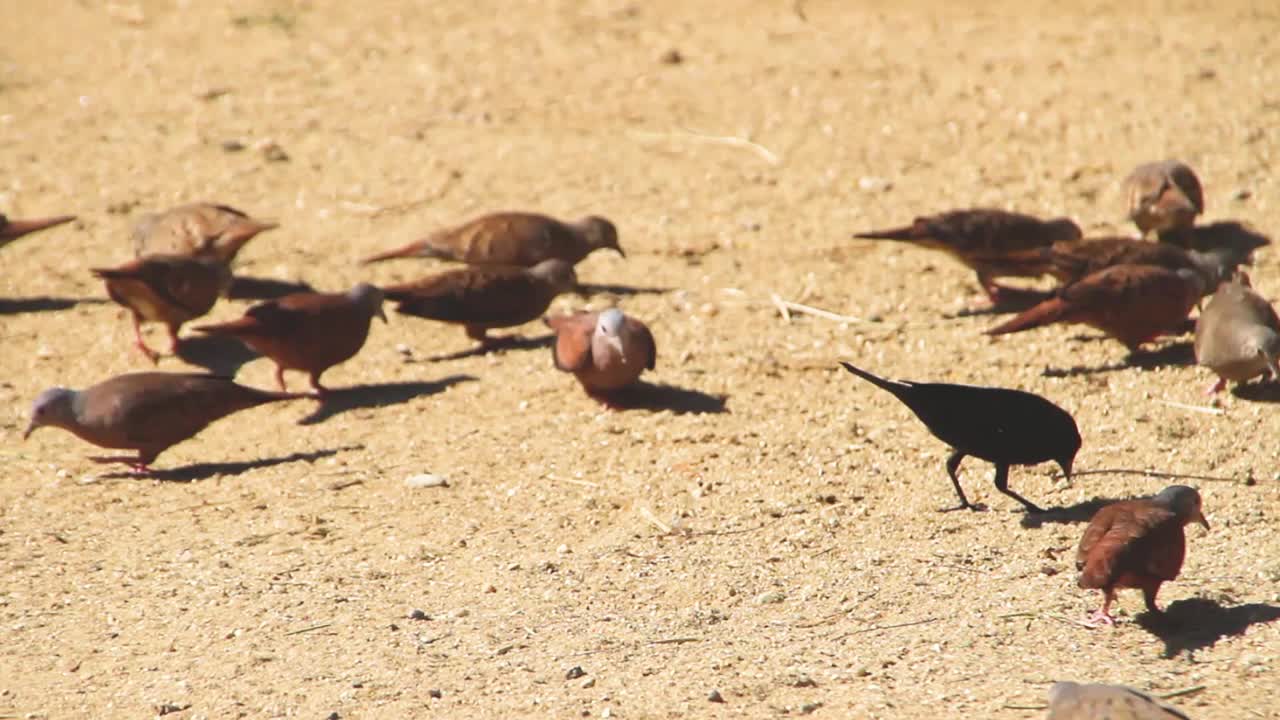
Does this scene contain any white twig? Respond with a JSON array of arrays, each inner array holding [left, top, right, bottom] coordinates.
[[546, 473, 600, 489], [1157, 399, 1225, 416], [639, 507, 672, 534], [629, 128, 780, 165], [769, 294, 863, 324]]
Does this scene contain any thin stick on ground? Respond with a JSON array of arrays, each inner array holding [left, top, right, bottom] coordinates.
[[546, 473, 600, 489], [1055, 468, 1241, 483], [283, 622, 333, 636], [1161, 685, 1207, 700], [770, 294, 864, 324], [1157, 399, 1225, 416]]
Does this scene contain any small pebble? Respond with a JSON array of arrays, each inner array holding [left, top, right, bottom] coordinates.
[[580, 677, 596, 689], [565, 666, 587, 680], [405, 474, 449, 489], [754, 590, 786, 605], [708, 690, 725, 703], [408, 609, 429, 621], [221, 139, 246, 153], [660, 49, 683, 64], [325, 713, 340, 720], [429, 689, 442, 699]]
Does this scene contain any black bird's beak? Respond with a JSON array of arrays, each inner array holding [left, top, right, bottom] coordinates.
[[1058, 458, 1074, 482], [1197, 510, 1210, 531]]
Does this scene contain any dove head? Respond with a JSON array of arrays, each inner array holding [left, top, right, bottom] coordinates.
[[25, 387, 80, 440], [1154, 485, 1210, 530], [579, 216, 623, 258], [1046, 217, 1084, 243], [594, 308, 627, 356], [530, 259, 578, 292], [348, 282, 387, 322]]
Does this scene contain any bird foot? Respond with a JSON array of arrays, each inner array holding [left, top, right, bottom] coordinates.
[[938, 501, 987, 513], [1204, 378, 1226, 395], [87, 455, 152, 474], [1083, 610, 1117, 628]]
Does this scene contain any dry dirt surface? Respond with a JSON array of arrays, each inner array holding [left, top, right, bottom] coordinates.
[[2, 1, 1279, 718]]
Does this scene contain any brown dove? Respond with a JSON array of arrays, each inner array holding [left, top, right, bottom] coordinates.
[[132, 203, 278, 264], [92, 254, 232, 362], [361, 212, 622, 267], [1076, 485, 1209, 626], [546, 308, 656, 401], [194, 283, 387, 395], [986, 264, 1203, 352], [853, 209, 1083, 302], [0, 212, 76, 249], [1194, 272, 1280, 393], [1123, 160, 1204, 236], [24, 372, 309, 473], [383, 259, 577, 345], [1003, 236, 1243, 294], [1046, 682, 1192, 720]]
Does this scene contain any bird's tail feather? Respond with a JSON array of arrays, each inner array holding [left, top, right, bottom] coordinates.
[[985, 298, 1068, 336]]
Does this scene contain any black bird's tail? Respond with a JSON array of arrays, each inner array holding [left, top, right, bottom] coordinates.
[[839, 362, 910, 396]]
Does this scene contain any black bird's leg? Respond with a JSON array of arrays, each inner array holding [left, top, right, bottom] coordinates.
[[991, 463, 1045, 513], [940, 450, 980, 512]]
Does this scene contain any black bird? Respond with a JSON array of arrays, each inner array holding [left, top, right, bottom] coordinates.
[[840, 362, 1081, 513]]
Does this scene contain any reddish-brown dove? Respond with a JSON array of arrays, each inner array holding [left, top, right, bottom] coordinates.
[[1076, 485, 1208, 626], [1047, 682, 1192, 720], [546, 308, 656, 401], [132, 203, 278, 264], [852, 209, 1083, 302], [361, 212, 621, 267], [0, 212, 76, 249], [985, 265, 1203, 352], [383, 259, 577, 345], [1123, 160, 1204, 236], [24, 372, 309, 473], [92, 254, 232, 362], [194, 283, 387, 395], [1194, 272, 1280, 393]]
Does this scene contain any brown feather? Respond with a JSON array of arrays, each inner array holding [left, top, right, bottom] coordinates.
[[132, 203, 278, 264], [361, 212, 619, 266]]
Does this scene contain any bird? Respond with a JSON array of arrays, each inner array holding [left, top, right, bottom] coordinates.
[[1157, 220, 1271, 257], [92, 254, 232, 363], [131, 203, 278, 264], [0, 212, 76, 249], [383, 259, 577, 346], [851, 208, 1083, 304], [361, 212, 622, 267], [193, 283, 387, 395], [986, 264, 1203, 352], [840, 362, 1080, 513], [23, 372, 310, 473], [1076, 485, 1209, 626], [1194, 272, 1280, 393], [1046, 681, 1192, 720], [1002, 236, 1244, 294], [1123, 160, 1204, 236], [546, 308, 656, 402]]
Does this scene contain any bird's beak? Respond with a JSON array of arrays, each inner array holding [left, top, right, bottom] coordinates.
[[613, 245, 626, 258], [376, 305, 388, 323], [1, 214, 77, 242], [1058, 458, 1074, 482], [1197, 511, 1210, 531], [606, 335, 625, 356], [22, 421, 37, 440]]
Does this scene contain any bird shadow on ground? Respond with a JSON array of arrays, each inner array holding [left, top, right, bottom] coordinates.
[[944, 288, 1052, 318], [1139, 598, 1280, 658], [102, 445, 360, 482], [174, 335, 261, 375], [575, 282, 672, 298], [425, 333, 555, 363], [298, 375, 477, 425], [227, 275, 316, 301], [1230, 381, 1280, 403], [0, 296, 109, 315], [1041, 342, 1195, 378], [1020, 496, 1123, 528], [599, 381, 728, 414]]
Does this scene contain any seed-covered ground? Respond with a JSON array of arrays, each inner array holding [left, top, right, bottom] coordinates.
[[2, 1, 1278, 718]]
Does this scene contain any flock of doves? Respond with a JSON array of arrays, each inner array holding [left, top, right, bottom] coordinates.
[[2, 156, 1270, 718]]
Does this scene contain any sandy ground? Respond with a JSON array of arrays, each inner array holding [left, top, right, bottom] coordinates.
[[2, 0, 1279, 717]]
